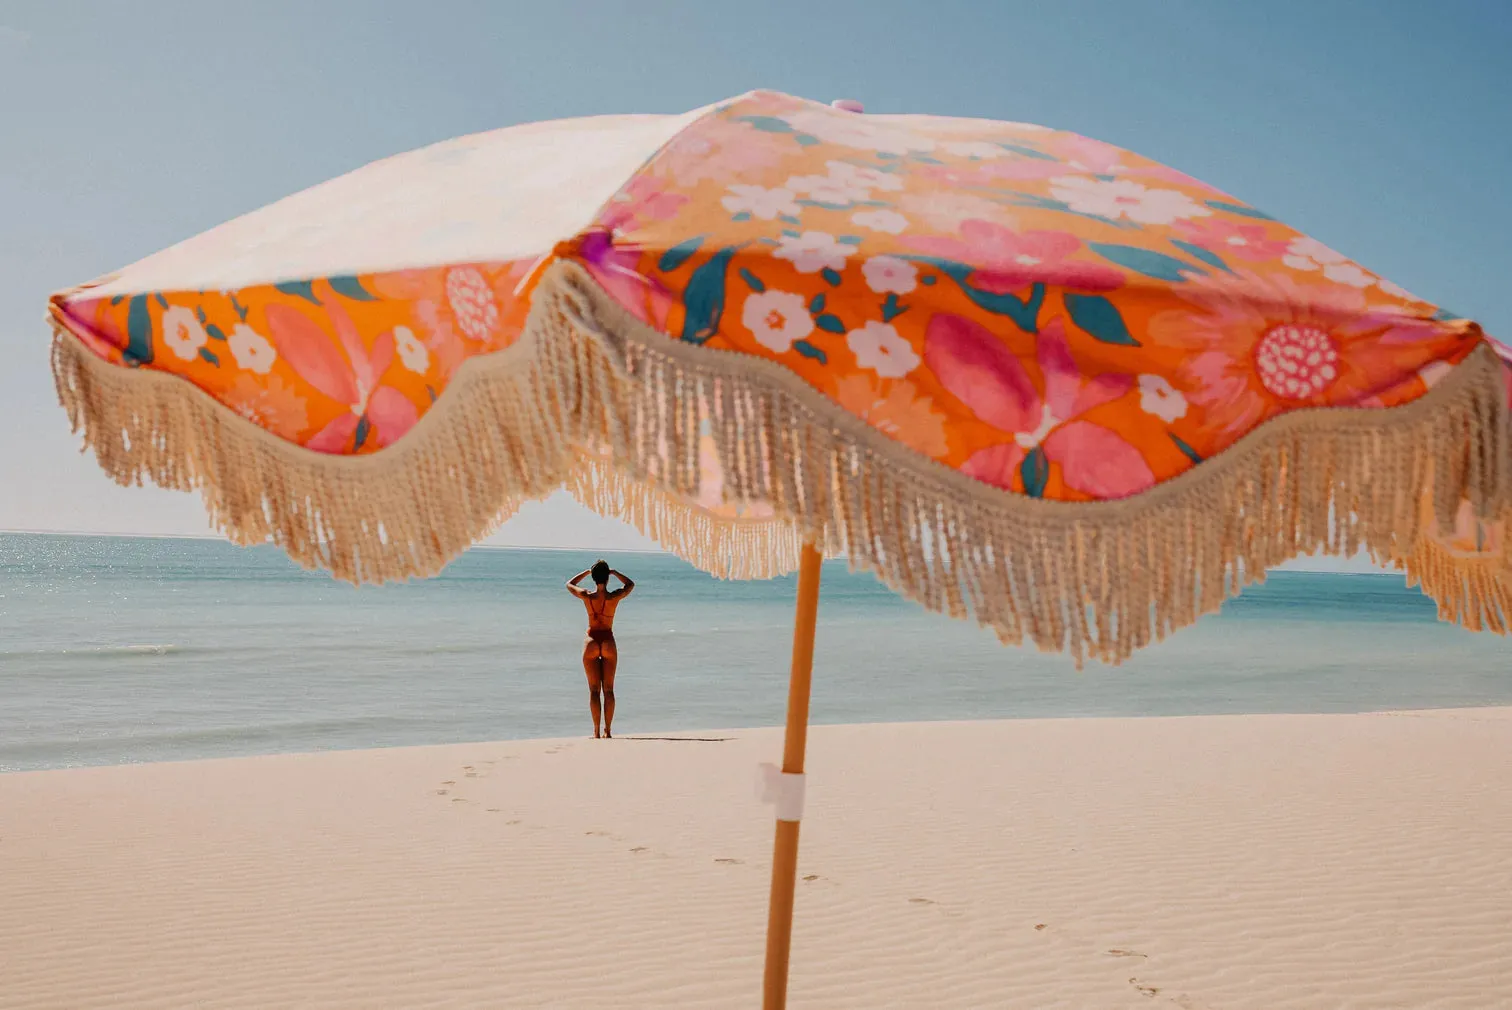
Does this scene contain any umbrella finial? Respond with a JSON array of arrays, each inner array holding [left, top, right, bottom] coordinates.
[[830, 99, 864, 113]]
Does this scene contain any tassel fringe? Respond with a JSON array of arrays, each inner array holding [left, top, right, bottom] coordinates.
[[50, 261, 1511, 665]]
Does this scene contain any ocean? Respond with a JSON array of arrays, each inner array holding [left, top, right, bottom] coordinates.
[[1, 532, 1508, 772]]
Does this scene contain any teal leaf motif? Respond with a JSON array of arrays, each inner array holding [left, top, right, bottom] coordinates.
[[1064, 293, 1140, 346], [1433, 307, 1464, 322], [731, 211, 752, 222], [680, 245, 740, 344], [809, 293, 826, 314], [274, 280, 322, 305], [328, 275, 378, 301], [735, 115, 795, 133], [125, 295, 154, 364], [206, 323, 227, 341], [195, 306, 208, 325], [109, 295, 124, 306], [881, 293, 907, 323], [1169, 239, 1234, 275], [1205, 200, 1275, 220], [197, 347, 220, 366], [820, 267, 843, 287], [426, 385, 438, 403], [154, 293, 169, 309], [738, 268, 766, 293], [353, 416, 371, 451], [792, 340, 827, 363], [779, 214, 801, 225], [781, 228, 802, 239], [909, 258, 1045, 333], [814, 313, 846, 334], [998, 142, 1057, 160], [658, 236, 704, 273], [795, 134, 821, 146], [230, 294, 250, 322], [1170, 433, 1203, 465], [1020, 446, 1050, 498], [1088, 243, 1207, 282], [836, 235, 863, 245]]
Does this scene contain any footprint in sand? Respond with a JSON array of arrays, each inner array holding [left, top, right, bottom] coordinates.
[[1107, 949, 1148, 959], [1129, 978, 1160, 998], [452, 797, 467, 803], [506, 820, 522, 826], [802, 874, 820, 882], [715, 858, 742, 865], [908, 897, 935, 905], [630, 847, 649, 854], [435, 789, 450, 796], [1034, 923, 1048, 931], [486, 808, 501, 813]]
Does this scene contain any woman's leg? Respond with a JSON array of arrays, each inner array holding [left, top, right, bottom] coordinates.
[[599, 639, 618, 738], [582, 641, 604, 738]]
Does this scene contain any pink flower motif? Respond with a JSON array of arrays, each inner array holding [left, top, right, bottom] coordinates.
[[265, 301, 418, 454], [1172, 218, 1290, 262], [924, 314, 1154, 499], [655, 118, 785, 187], [907, 220, 1124, 294], [1147, 269, 1457, 438], [601, 175, 689, 233], [1055, 134, 1126, 175]]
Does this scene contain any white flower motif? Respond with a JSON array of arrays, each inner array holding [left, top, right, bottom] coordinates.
[[445, 266, 499, 341], [943, 140, 1007, 159], [1323, 262, 1375, 288], [1281, 236, 1378, 287], [786, 172, 870, 206], [741, 290, 815, 354], [1281, 236, 1347, 271], [826, 161, 905, 193], [780, 109, 936, 155], [161, 305, 208, 361], [861, 255, 918, 295], [1049, 176, 1211, 225], [721, 184, 800, 220], [847, 321, 920, 378], [851, 209, 909, 235], [773, 231, 852, 274], [1376, 277, 1419, 301], [1137, 374, 1188, 422], [394, 325, 430, 373], [227, 323, 276, 374]]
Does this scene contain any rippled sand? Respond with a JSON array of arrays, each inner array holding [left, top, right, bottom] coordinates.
[[3, 709, 1510, 1008]]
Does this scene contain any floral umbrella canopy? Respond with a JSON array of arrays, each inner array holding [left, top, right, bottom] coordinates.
[[48, 91, 1511, 1006]]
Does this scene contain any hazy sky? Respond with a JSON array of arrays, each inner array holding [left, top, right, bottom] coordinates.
[[2, 0, 1508, 565]]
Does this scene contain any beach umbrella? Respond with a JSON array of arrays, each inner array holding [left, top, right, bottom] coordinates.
[[46, 91, 1510, 1007]]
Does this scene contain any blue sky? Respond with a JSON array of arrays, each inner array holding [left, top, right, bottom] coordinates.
[[1, 0, 1508, 565]]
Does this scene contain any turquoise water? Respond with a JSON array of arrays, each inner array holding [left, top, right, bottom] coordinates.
[[0, 532, 1507, 771]]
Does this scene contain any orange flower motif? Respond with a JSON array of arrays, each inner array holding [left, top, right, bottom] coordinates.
[[222, 374, 309, 442], [1148, 271, 1453, 439], [368, 261, 532, 378], [832, 373, 949, 460]]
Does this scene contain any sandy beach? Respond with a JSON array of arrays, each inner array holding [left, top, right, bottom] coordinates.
[[2, 709, 1510, 1008]]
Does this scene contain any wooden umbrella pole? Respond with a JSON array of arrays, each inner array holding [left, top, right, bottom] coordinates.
[[762, 542, 824, 1009]]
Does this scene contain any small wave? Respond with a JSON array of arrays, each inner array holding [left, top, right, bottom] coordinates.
[[0, 643, 187, 662]]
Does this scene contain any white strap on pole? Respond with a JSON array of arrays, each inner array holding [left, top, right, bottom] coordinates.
[[756, 762, 806, 822]]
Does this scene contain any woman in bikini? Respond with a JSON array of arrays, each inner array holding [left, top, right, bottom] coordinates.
[[566, 560, 635, 739]]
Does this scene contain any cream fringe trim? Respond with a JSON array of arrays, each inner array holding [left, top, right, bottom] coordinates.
[[50, 261, 1511, 665]]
